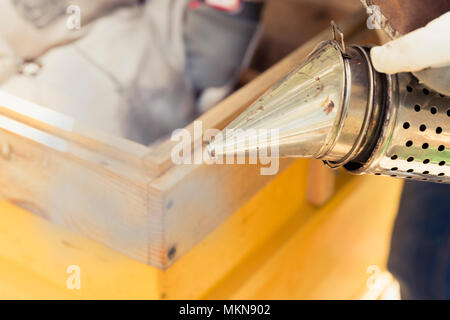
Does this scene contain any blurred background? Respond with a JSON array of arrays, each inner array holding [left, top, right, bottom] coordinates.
[[0, 0, 365, 146]]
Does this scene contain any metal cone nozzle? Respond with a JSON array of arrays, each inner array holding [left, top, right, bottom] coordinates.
[[208, 40, 382, 167]]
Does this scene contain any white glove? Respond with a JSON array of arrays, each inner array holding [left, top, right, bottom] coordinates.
[[370, 11, 450, 74]]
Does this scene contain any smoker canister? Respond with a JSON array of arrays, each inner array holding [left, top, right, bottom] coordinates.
[[207, 25, 450, 184]]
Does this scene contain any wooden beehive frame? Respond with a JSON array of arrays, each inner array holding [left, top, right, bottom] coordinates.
[[0, 11, 367, 269]]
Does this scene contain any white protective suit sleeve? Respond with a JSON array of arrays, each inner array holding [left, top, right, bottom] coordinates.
[[0, 37, 17, 84]]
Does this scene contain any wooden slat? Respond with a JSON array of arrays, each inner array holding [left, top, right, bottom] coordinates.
[[293, 0, 364, 13], [0, 104, 151, 175]]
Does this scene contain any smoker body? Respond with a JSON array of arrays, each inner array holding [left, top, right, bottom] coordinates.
[[208, 32, 450, 184]]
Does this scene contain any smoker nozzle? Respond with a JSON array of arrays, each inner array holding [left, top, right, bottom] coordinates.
[[208, 35, 450, 183]]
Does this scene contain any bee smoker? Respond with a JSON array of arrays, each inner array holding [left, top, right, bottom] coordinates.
[[207, 23, 450, 183]]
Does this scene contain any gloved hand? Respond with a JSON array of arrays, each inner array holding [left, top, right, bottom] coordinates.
[[370, 11, 450, 95]]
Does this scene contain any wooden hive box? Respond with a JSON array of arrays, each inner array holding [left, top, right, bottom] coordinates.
[[0, 5, 403, 299]]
